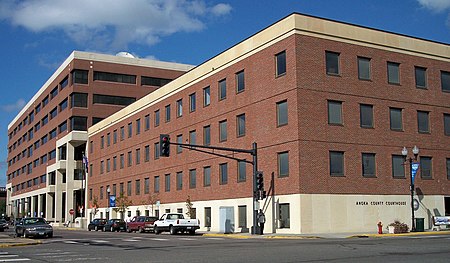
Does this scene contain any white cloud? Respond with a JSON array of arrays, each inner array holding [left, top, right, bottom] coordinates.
[[0, 99, 26, 113], [0, 0, 232, 51], [417, 0, 450, 12]]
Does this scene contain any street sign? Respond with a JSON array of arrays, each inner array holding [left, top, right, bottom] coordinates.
[[69, 208, 74, 215]]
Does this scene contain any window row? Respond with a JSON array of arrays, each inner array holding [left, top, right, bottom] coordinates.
[[330, 151, 450, 180], [325, 51, 450, 91], [328, 100, 450, 135], [11, 174, 46, 192]]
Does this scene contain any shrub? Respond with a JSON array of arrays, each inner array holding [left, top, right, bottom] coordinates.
[[388, 220, 409, 233]]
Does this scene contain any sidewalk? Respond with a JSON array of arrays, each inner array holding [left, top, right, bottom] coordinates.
[[202, 229, 450, 239], [0, 233, 41, 248]]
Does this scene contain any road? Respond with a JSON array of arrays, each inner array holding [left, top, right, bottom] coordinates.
[[0, 228, 449, 262]]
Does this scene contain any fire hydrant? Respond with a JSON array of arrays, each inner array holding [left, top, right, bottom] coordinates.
[[377, 221, 383, 234]]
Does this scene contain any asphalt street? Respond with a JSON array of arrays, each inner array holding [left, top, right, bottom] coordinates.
[[0, 228, 449, 262]]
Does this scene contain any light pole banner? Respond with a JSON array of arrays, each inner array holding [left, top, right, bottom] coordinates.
[[411, 162, 420, 185], [109, 195, 116, 207]]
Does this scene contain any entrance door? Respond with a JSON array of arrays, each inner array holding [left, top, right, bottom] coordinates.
[[219, 206, 234, 233], [445, 197, 450, 216]]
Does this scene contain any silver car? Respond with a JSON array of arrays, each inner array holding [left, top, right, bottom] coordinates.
[[15, 217, 53, 238]]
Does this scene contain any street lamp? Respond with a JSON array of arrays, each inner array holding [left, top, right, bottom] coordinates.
[[402, 145, 419, 232]]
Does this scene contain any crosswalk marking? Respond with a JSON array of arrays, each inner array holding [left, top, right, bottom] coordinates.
[[0, 259, 30, 262]]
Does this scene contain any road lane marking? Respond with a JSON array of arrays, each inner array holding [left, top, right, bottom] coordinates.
[[205, 237, 224, 240], [151, 238, 169, 241]]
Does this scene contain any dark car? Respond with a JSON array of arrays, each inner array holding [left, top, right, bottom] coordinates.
[[88, 218, 108, 231], [15, 217, 53, 238], [0, 219, 9, 231], [104, 219, 126, 232], [127, 216, 158, 233]]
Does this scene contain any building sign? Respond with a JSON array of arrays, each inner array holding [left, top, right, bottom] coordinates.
[[355, 201, 407, 206], [432, 216, 450, 225]]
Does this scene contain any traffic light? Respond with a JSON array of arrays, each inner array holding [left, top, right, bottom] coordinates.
[[160, 134, 170, 157], [256, 171, 264, 191]]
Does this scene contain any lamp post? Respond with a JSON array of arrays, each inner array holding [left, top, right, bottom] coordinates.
[[106, 186, 111, 220], [402, 145, 419, 232]]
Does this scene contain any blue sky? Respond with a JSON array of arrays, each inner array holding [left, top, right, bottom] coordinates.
[[0, 0, 449, 186]]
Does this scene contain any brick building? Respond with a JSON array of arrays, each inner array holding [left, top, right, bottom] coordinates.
[[5, 51, 193, 225], [88, 13, 450, 234]]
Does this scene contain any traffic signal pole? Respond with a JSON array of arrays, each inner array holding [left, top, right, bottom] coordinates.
[[165, 137, 261, 234]]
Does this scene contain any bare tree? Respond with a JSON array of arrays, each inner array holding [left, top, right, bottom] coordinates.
[[185, 196, 196, 219], [113, 192, 133, 219], [143, 193, 159, 216], [90, 196, 99, 217]]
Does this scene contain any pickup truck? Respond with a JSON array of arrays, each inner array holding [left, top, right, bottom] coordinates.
[[127, 216, 158, 233], [153, 213, 200, 235]]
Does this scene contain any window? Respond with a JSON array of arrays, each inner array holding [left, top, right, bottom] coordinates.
[[93, 94, 136, 106], [101, 136, 104, 149], [165, 174, 171, 192], [155, 110, 160, 127], [58, 121, 67, 133], [447, 159, 450, 180], [362, 153, 376, 177], [279, 203, 290, 228], [92, 117, 103, 125], [145, 115, 150, 130], [276, 51, 286, 77], [445, 114, 450, 136], [219, 120, 227, 142], [135, 180, 141, 195], [415, 67, 427, 88], [70, 116, 87, 131], [203, 125, 211, 146], [120, 126, 125, 140], [106, 159, 110, 172], [113, 156, 117, 170], [442, 71, 450, 92], [278, 152, 289, 177], [360, 104, 374, 128], [71, 93, 88, 108], [358, 57, 371, 80], [176, 172, 183, 190], [120, 154, 124, 169], [35, 104, 41, 114], [189, 130, 196, 146], [127, 181, 132, 196], [329, 151, 344, 176], [328, 100, 342, 125], [219, 163, 228, 185], [50, 87, 58, 99], [154, 176, 160, 193], [120, 183, 124, 195], [203, 86, 211, 106], [277, 100, 288, 126], [236, 114, 245, 137], [189, 93, 196, 112], [127, 151, 132, 167], [100, 160, 104, 174], [238, 205, 247, 228], [219, 79, 226, 100], [60, 76, 68, 89], [136, 148, 141, 165], [128, 123, 132, 138], [176, 99, 183, 117], [387, 62, 400, 84], [113, 130, 117, 144], [49, 128, 57, 140], [189, 169, 196, 189], [204, 207, 212, 227], [144, 178, 150, 194], [204, 166, 211, 186], [392, 155, 405, 178], [145, 145, 150, 162], [136, 119, 141, 135], [141, 76, 171, 86], [50, 107, 57, 119], [420, 157, 432, 179], [390, 108, 403, 131], [326, 51, 340, 75], [176, 135, 182, 153], [106, 133, 110, 146], [72, 69, 88, 84], [417, 111, 430, 133], [236, 70, 245, 93], [238, 160, 246, 182], [94, 71, 136, 84], [165, 105, 171, 122]]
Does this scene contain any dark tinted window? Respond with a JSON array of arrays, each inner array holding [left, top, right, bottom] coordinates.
[[72, 70, 89, 84], [141, 76, 172, 86], [93, 94, 135, 106], [94, 71, 136, 84]]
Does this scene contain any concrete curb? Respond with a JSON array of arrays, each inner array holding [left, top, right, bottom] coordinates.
[[347, 230, 450, 238], [0, 239, 42, 248], [203, 233, 252, 239]]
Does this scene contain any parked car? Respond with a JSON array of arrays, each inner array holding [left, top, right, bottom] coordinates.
[[153, 213, 200, 235], [15, 217, 53, 238], [127, 216, 158, 233], [88, 218, 108, 231], [104, 219, 127, 232], [0, 219, 9, 231]]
